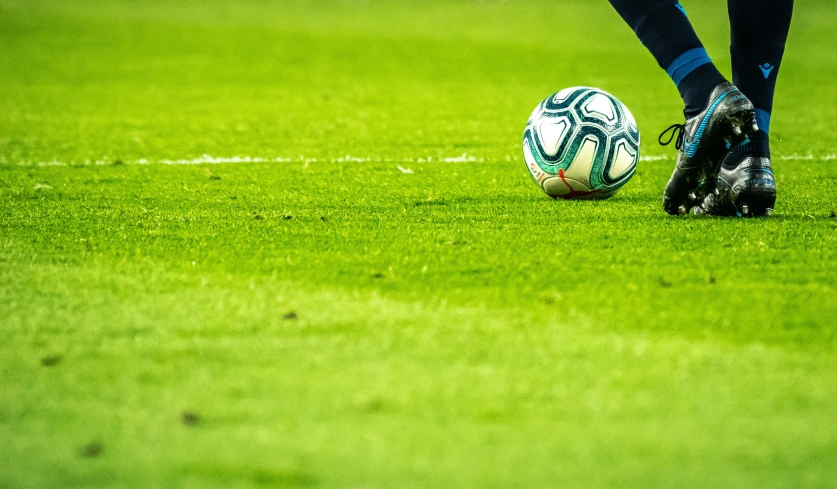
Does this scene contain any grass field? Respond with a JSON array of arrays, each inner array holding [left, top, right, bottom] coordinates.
[[2, 0, 837, 487]]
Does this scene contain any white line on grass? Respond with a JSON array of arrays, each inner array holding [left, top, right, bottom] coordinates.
[[9, 153, 837, 167], [779, 153, 837, 161]]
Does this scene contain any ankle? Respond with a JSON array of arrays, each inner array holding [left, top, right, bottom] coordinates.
[[678, 63, 727, 118]]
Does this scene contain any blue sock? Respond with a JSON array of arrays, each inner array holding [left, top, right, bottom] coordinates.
[[754, 108, 771, 134], [607, 1, 727, 118]]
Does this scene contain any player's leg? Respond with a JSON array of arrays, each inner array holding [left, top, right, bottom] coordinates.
[[608, 0, 756, 214], [608, 0, 722, 117], [730, 0, 793, 138], [699, 0, 794, 216]]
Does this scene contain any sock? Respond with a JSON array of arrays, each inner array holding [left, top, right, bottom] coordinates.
[[608, 0, 726, 117], [671, 56, 727, 117], [729, 0, 794, 134], [722, 130, 770, 169], [754, 108, 771, 134]]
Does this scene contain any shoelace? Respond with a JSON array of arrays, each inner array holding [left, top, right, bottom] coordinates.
[[658, 123, 685, 150]]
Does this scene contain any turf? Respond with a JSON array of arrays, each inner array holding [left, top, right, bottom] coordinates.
[[1, 0, 836, 487]]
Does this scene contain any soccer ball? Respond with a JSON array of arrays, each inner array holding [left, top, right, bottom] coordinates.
[[522, 87, 640, 199]]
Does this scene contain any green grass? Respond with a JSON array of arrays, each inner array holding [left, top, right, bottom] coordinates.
[[2, 0, 837, 487]]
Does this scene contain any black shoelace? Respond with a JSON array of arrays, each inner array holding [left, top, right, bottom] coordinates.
[[658, 123, 686, 150]]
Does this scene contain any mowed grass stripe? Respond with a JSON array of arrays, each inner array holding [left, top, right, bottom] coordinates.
[[2, 262, 836, 487], [3, 161, 835, 345]]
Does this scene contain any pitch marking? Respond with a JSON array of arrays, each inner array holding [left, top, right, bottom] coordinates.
[[8, 153, 836, 167]]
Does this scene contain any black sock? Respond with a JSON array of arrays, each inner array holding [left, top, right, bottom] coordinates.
[[729, 0, 794, 134], [608, 0, 726, 117], [676, 61, 727, 117]]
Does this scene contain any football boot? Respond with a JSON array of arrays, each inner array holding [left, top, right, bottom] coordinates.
[[693, 132, 776, 217], [658, 81, 757, 215]]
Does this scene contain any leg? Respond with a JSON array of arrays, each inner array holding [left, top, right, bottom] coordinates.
[[608, 0, 757, 215], [729, 0, 794, 134], [608, 0, 724, 117], [698, 0, 793, 216]]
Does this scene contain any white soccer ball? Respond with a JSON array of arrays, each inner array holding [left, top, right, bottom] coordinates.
[[522, 87, 640, 199]]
